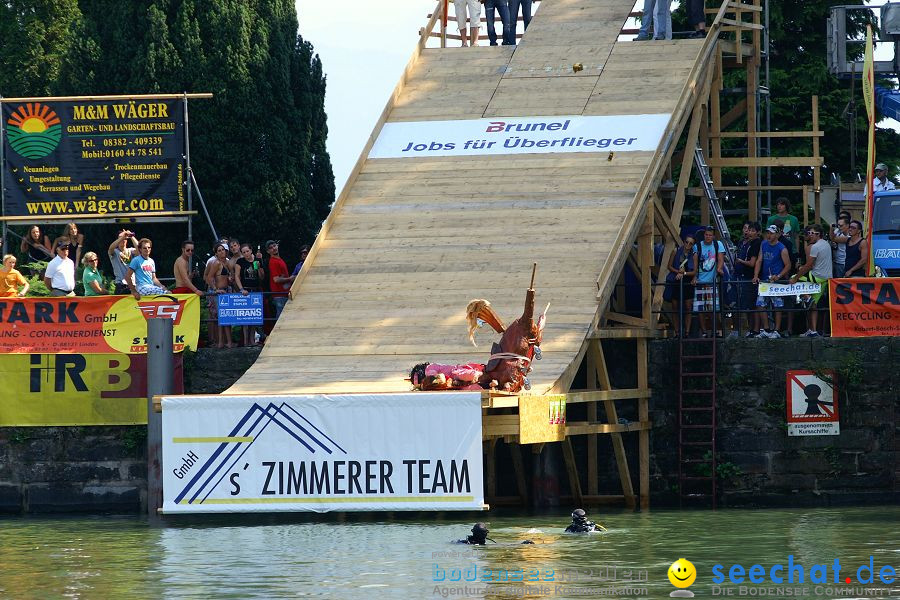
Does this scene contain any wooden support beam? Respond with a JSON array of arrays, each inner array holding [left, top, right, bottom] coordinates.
[[566, 389, 652, 402], [720, 18, 764, 30], [591, 327, 666, 339], [713, 131, 824, 138], [812, 95, 821, 225], [485, 439, 498, 499], [510, 443, 529, 504], [562, 438, 583, 507], [707, 157, 824, 167], [640, 211, 654, 323], [653, 194, 682, 247], [565, 421, 652, 435], [584, 342, 599, 497], [637, 338, 650, 511], [747, 55, 759, 220], [719, 99, 747, 130], [605, 312, 649, 327], [592, 340, 636, 508], [483, 414, 518, 437]]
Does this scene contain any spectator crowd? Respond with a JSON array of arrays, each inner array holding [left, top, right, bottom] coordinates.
[[4, 223, 311, 349], [663, 198, 868, 339]]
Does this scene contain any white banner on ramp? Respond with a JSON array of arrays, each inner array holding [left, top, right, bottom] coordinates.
[[161, 393, 484, 513], [368, 114, 671, 159]]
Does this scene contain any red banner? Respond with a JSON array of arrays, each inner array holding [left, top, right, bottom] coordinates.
[[0, 294, 199, 354], [829, 278, 900, 337]]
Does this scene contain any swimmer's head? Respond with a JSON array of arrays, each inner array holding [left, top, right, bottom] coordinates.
[[571, 508, 587, 522], [471, 522, 489, 542]]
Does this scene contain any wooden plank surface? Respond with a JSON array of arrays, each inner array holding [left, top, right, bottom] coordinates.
[[228, 0, 707, 396]]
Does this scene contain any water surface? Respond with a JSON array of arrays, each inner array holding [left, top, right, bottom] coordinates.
[[1, 506, 897, 599]]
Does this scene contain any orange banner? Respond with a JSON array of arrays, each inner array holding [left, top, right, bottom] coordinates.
[[0, 294, 199, 354], [829, 278, 900, 337]]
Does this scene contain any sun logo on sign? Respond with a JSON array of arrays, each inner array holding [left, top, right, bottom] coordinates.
[[6, 103, 62, 159]]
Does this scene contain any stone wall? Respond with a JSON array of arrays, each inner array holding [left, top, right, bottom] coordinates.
[[1, 340, 896, 513], [647, 337, 898, 506]]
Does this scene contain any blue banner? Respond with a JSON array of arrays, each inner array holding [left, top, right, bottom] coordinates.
[[216, 293, 264, 326]]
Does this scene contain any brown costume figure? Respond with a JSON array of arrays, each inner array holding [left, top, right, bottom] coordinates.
[[466, 265, 547, 392]]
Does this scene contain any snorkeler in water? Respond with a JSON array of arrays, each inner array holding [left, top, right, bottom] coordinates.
[[455, 522, 535, 545], [564, 508, 606, 533], [457, 522, 492, 545]]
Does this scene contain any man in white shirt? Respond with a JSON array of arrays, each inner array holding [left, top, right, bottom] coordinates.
[[44, 237, 76, 296], [791, 225, 832, 337], [866, 162, 896, 194]]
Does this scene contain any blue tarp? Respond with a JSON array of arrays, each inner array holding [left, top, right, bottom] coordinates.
[[875, 86, 900, 122]]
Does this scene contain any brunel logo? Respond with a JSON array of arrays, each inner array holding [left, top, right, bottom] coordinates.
[[485, 119, 571, 133], [6, 103, 62, 159], [136, 295, 185, 324]]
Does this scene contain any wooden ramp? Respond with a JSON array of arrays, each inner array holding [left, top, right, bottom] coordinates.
[[229, 0, 710, 396]]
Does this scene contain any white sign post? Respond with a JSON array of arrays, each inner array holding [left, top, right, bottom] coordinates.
[[161, 393, 484, 513]]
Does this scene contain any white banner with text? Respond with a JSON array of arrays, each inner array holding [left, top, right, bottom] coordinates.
[[368, 114, 671, 159], [758, 281, 822, 297], [161, 393, 484, 513]]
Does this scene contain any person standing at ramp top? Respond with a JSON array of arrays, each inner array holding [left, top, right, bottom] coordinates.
[[453, 0, 481, 47]]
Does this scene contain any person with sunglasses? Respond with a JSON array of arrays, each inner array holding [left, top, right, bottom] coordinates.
[[791, 225, 832, 337], [44, 237, 76, 297], [81, 252, 108, 296], [172, 240, 205, 296]]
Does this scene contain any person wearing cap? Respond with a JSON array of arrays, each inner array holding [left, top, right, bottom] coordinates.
[[44, 237, 76, 297], [266, 240, 290, 322], [870, 163, 896, 193], [565, 508, 606, 533], [791, 224, 832, 337], [752, 225, 790, 338]]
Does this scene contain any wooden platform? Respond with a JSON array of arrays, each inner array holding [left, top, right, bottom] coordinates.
[[228, 0, 705, 397]]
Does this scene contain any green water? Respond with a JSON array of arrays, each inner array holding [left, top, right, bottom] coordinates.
[[0, 507, 897, 599]]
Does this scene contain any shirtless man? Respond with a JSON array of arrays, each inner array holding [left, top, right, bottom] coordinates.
[[172, 240, 205, 296]]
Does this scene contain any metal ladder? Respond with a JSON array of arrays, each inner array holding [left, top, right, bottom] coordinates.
[[676, 261, 719, 509], [694, 146, 736, 269]]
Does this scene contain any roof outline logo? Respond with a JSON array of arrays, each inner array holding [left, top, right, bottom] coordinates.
[[173, 401, 346, 505]]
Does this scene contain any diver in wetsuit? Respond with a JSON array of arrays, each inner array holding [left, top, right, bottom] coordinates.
[[457, 522, 491, 545], [564, 508, 606, 533]]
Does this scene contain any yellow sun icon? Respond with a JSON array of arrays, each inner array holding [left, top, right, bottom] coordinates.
[[6, 102, 62, 159]]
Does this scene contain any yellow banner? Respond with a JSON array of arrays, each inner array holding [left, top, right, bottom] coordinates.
[[0, 353, 183, 426], [864, 24, 876, 274], [863, 25, 874, 119]]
